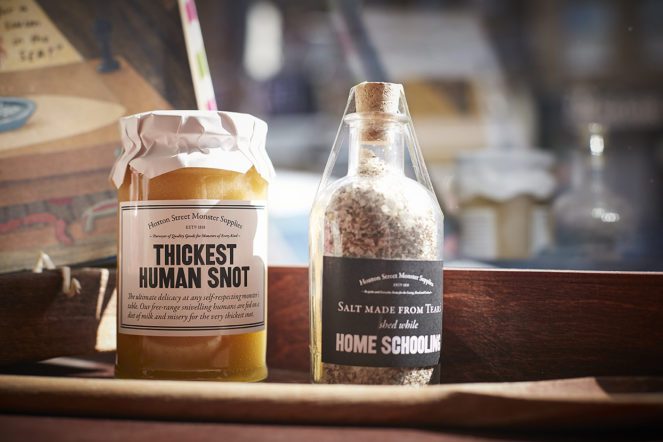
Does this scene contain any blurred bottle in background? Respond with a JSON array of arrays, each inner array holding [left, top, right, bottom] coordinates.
[[553, 123, 633, 260]]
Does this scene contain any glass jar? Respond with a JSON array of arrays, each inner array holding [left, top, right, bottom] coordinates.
[[111, 111, 274, 381], [455, 149, 555, 260]]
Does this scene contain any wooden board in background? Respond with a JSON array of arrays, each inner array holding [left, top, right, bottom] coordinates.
[[0, 267, 661, 384]]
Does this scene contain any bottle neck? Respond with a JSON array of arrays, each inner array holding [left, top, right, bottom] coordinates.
[[588, 153, 606, 194], [585, 128, 607, 196], [347, 118, 405, 176]]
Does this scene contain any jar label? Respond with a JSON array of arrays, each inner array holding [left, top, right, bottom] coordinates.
[[118, 200, 266, 336], [321, 256, 443, 367]]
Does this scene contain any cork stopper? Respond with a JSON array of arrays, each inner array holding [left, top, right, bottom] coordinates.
[[353, 82, 403, 143], [355, 82, 402, 114]]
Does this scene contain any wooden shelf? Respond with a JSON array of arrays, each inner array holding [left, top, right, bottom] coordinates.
[[1, 266, 661, 383], [0, 266, 662, 432]]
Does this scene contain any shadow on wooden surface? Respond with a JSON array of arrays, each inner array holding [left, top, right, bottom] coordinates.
[[0, 266, 661, 383], [0, 268, 116, 365]]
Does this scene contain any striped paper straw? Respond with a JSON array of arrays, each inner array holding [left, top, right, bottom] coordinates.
[[178, 0, 217, 110]]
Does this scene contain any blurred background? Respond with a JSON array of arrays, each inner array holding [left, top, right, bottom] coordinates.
[[0, 0, 661, 271]]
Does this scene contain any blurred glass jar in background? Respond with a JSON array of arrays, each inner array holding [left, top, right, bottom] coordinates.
[[553, 124, 633, 260], [455, 150, 556, 261]]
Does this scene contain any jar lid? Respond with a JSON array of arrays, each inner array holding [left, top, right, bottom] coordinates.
[[109, 110, 275, 188], [455, 149, 556, 202]]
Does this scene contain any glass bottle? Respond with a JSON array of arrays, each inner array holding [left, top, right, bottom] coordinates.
[[553, 123, 632, 259], [309, 82, 444, 385]]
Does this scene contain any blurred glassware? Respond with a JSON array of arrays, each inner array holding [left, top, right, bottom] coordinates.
[[455, 149, 556, 260], [553, 123, 633, 259]]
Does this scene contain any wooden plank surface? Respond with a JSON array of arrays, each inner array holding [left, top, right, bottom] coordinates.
[[0, 267, 662, 384], [268, 267, 663, 382], [441, 269, 663, 383], [5, 414, 635, 442], [0, 374, 661, 430], [0, 415, 468, 442], [0, 267, 116, 365]]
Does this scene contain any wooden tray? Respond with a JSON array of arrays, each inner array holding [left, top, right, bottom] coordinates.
[[1, 368, 662, 430], [0, 267, 662, 430]]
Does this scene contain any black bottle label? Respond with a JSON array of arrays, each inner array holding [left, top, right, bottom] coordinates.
[[321, 256, 443, 367]]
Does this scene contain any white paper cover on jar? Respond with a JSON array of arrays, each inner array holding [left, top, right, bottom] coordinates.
[[109, 110, 275, 188], [456, 149, 556, 203]]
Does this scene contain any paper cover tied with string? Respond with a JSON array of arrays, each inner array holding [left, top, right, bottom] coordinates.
[[110, 111, 274, 188]]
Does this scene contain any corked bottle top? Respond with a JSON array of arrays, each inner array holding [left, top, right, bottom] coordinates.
[[354, 82, 402, 114], [353, 82, 403, 143]]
